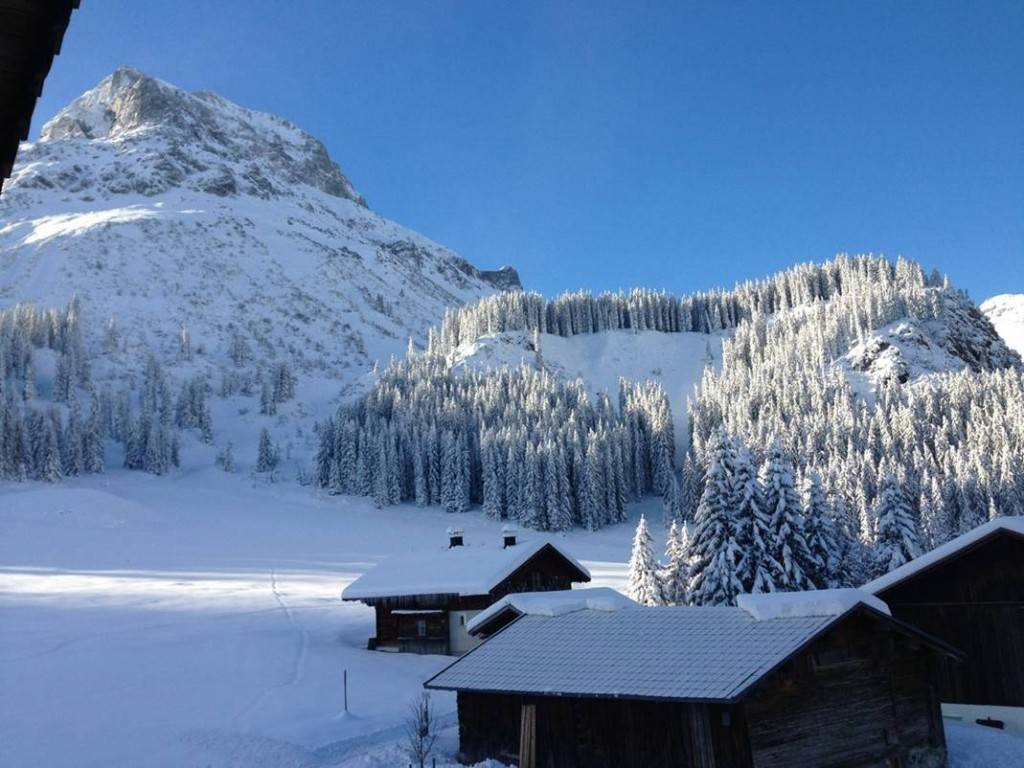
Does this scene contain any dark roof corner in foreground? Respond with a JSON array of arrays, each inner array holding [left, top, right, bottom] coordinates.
[[0, 0, 80, 194]]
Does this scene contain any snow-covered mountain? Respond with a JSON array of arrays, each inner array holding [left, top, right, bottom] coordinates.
[[982, 294, 1024, 358], [0, 67, 519, 386]]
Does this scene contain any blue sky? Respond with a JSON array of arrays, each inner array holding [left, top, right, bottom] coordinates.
[[33, 1, 1023, 300]]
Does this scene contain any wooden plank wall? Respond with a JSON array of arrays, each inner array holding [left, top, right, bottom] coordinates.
[[743, 617, 946, 768], [455, 691, 752, 768], [879, 534, 1024, 706]]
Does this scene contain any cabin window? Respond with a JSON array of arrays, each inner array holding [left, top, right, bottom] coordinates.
[[416, 619, 427, 637], [813, 647, 849, 668]]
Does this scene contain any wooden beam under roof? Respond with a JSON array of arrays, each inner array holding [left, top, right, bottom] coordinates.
[[0, 0, 80, 195]]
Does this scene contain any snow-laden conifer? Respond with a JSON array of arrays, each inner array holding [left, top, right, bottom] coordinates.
[[626, 515, 662, 606], [661, 520, 690, 605], [874, 472, 922, 575], [688, 431, 744, 606], [760, 443, 814, 591]]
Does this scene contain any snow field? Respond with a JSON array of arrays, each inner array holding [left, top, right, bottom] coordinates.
[[0, 466, 645, 767]]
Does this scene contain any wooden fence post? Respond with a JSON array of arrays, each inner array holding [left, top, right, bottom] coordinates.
[[519, 703, 536, 768]]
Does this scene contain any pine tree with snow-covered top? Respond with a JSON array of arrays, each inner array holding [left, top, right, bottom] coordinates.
[[661, 520, 690, 605], [760, 442, 814, 592], [733, 439, 777, 594], [626, 515, 662, 606], [256, 428, 279, 475], [679, 453, 699, 523], [259, 379, 276, 416], [801, 470, 840, 588], [581, 439, 607, 531], [41, 418, 62, 482], [662, 473, 683, 528], [874, 472, 922, 575], [688, 430, 744, 606]]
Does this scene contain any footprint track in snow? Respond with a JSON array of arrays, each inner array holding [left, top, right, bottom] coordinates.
[[231, 568, 311, 727]]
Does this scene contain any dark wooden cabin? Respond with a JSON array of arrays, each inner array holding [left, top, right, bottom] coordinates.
[[1, 0, 79, 194], [342, 530, 590, 655], [426, 591, 960, 768], [865, 516, 1024, 724]]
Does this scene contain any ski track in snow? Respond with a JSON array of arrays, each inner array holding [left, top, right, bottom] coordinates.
[[232, 568, 311, 728]]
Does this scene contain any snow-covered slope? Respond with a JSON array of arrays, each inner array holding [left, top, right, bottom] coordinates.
[[837, 303, 1017, 392], [449, 329, 720, 456], [0, 67, 519, 386], [982, 294, 1024, 358]]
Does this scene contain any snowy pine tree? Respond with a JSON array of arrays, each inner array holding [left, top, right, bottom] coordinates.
[[733, 440, 776, 594], [801, 470, 841, 588], [688, 431, 744, 606], [661, 520, 690, 606], [760, 444, 814, 591], [626, 515, 662, 606], [874, 473, 922, 576], [256, 428, 279, 475]]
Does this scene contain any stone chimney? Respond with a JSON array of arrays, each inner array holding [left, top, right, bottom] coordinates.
[[447, 527, 464, 548], [502, 525, 517, 548]]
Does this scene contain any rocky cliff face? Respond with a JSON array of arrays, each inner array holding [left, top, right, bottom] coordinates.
[[0, 67, 520, 386], [31, 67, 366, 203]]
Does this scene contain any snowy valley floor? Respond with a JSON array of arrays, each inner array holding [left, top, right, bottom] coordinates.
[[2, 469, 1023, 767], [0, 467, 640, 767]]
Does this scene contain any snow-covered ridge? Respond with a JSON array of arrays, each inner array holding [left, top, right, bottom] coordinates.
[[982, 294, 1024, 358]]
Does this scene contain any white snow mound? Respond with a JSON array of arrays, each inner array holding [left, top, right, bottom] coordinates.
[[466, 587, 636, 634], [981, 294, 1024, 359], [736, 588, 891, 621]]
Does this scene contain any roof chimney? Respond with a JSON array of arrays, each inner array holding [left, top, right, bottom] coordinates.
[[502, 525, 517, 548], [447, 527, 464, 548]]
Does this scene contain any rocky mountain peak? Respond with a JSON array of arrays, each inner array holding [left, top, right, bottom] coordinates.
[[22, 66, 365, 203]]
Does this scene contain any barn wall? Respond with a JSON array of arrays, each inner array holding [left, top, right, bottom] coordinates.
[[491, 545, 585, 599], [455, 692, 751, 768], [743, 615, 946, 768], [879, 534, 1024, 706]]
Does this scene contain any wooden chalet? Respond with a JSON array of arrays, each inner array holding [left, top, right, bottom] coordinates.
[[0, 0, 79, 194], [342, 529, 590, 655], [865, 516, 1024, 730], [426, 590, 960, 768]]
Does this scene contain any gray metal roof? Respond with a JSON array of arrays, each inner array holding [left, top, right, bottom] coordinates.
[[426, 606, 836, 702]]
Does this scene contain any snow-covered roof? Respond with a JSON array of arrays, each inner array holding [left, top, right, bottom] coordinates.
[[428, 605, 862, 702], [341, 540, 590, 601], [467, 587, 636, 636], [736, 588, 890, 621], [864, 516, 1024, 595]]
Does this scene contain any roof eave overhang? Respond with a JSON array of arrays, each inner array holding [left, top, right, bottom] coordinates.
[[867, 527, 1024, 597]]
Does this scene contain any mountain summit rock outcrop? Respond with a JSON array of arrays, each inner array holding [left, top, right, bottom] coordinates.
[[0, 67, 519, 383]]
